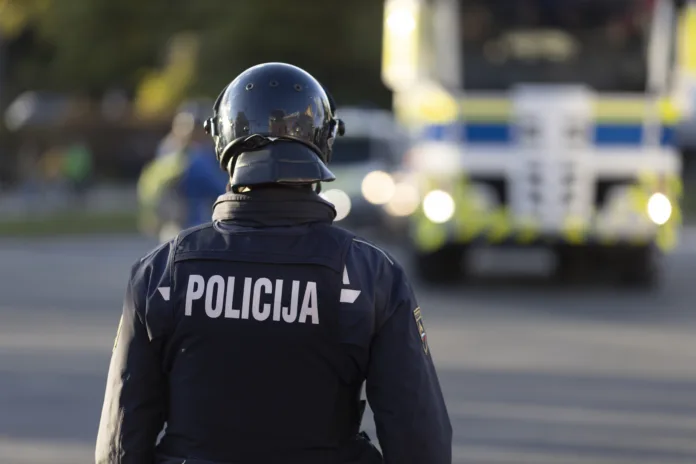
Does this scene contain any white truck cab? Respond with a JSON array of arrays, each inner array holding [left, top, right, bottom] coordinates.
[[382, 0, 696, 286]]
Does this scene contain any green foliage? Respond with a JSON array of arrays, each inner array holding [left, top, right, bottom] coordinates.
[[4, 0, 390, 107], [35, 0, 175, 93], [0, 0, 51, 38], [186, 0, 388, 105]]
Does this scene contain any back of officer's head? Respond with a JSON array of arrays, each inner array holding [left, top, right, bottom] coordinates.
[[204, 62, 345, 193]]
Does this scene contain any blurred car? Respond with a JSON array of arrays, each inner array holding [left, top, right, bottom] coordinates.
[[320, 107, 416, 235]]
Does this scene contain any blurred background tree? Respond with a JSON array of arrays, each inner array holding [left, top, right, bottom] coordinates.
[[0, 0, 391, 184], [0, 0, 390, 111]]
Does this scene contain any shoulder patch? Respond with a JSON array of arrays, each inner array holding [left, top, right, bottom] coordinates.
[[413, 307, 429, 355]]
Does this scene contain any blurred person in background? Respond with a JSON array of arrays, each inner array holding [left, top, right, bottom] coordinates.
[[39, 142, 67, 189], [97, 62, 452, 464], [62, 138, 93, 204], [137, 103, 228, 241], [155, 108, 202, 159], [16, 141, 42, 201]]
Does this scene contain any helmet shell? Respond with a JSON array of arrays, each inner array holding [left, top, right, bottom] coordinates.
[[205, 62, 343, 188]]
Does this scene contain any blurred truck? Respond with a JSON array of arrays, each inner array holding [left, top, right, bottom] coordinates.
[[381, 0, 696, 286], [320, 107, 418, 236], [676, 92, 696, 178]]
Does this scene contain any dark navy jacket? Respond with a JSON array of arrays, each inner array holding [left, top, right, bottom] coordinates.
[[95, 187, 452, 464]]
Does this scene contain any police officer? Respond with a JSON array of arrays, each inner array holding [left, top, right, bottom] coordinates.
[[96, 62, 452, 464]]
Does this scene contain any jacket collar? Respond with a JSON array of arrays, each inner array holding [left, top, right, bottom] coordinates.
[[211, 186, 337, 227]]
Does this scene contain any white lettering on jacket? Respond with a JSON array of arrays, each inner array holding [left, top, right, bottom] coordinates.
[[184, 274, 319, 324]]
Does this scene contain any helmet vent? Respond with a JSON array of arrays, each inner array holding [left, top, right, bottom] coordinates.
[[269, 80, 279, 87], [245, 83, 254, 90], [294, 84, 303, 92]]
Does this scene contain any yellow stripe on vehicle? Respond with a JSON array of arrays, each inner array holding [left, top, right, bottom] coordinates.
[[562, 216, 588, 245], [515, 217, 541, 244], [414, 220, 448, 253], [678, 3, 696, 72], [453, 182, 486, 242], [593, 98, 682, 125], [460, 98, 512, 122], [486, 207, 513, 243]]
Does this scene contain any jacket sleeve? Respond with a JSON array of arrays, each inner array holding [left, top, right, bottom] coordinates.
[[95, 265, 166, 464], [365, 261, 452, 464]]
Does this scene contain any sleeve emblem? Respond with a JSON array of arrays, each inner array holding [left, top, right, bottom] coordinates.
[[413, 307, 429, 355]]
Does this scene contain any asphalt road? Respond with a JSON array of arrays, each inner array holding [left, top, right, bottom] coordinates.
[[1, 231, 695, 464]]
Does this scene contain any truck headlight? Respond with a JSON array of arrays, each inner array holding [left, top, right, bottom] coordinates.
[[647, 192, 672, 225], [423, 190, 455, 224]]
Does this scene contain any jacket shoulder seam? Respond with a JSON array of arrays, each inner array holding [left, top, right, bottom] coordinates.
[[352, 238, 395, 266]]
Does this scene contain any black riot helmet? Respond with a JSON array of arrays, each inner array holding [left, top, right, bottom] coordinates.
[[204, 62, 345, 191]]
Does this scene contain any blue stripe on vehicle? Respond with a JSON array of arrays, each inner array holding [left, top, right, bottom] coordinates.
[[421, 123, 676, 147]]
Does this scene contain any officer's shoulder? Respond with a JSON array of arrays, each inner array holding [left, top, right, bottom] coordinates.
[[330, 225, 400, 270], [131, 223, 213, 276], [130, 239, 172, 280], [171, 222, 215, 246]]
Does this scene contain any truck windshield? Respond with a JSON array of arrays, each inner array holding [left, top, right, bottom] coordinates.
[[459, 0, 655, 92]]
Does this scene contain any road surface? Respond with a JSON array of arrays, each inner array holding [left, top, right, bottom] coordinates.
[[1, 231, 695, 463]]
